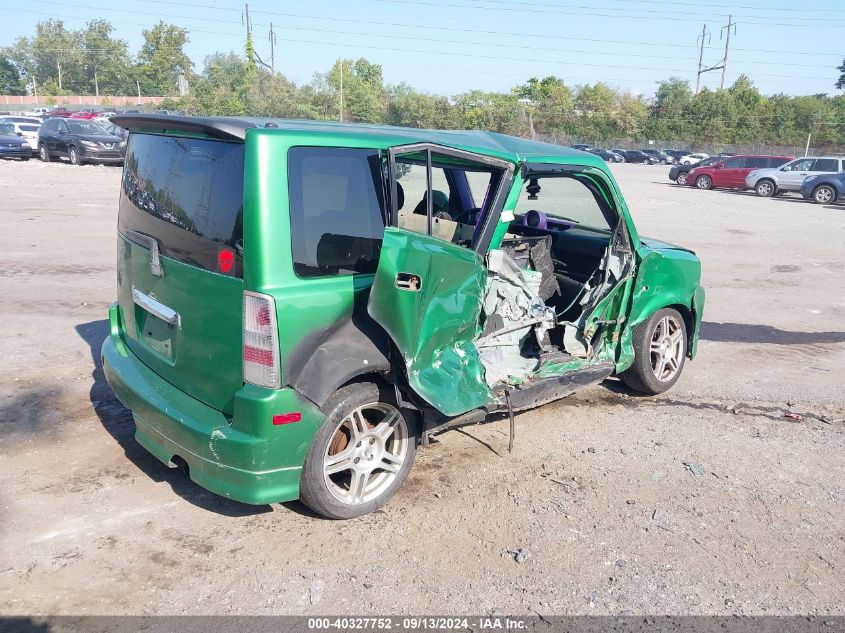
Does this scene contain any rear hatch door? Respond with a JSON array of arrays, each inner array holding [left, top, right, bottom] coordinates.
[[116, 132, 245, 414]]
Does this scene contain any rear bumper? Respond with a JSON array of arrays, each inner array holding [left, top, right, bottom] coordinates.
[[101, 303, 325, 505]]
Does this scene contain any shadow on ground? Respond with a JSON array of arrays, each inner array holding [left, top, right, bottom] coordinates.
[[74, 319, 271, 518], [700, 321, 845, 345]]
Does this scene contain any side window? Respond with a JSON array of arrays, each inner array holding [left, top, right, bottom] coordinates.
[[723, 157, 745, 168], [394, 150, 502, 248], [769, 157, 790, 168], [57, 120, 68, 134], [745, 157, 769, 169], [515, 175, 613, 231], [287, 147, 386, 278], [812, 158, 839, 172], [786, 158, 814, 171]]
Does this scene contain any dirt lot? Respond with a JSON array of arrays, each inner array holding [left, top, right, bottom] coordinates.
[[1, 159, 843, 616]]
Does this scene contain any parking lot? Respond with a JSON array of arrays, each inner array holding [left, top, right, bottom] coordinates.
[[1, 159, 843, 615]]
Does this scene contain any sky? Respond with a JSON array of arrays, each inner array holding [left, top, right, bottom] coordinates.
[[1, 0, 843, 98]]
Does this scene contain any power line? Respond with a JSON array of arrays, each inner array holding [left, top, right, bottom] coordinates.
[[12, 0, 845, 57]]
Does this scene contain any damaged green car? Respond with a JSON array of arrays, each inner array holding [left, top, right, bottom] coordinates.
[[102, 116, 704, 519]]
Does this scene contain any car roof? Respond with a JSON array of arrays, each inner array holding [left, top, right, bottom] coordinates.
[[111, 114, 603, 164]]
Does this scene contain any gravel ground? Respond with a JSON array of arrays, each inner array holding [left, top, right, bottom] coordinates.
[[0, 159, 843, 616]]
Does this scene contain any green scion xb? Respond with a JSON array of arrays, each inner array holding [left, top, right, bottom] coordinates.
[[102, 115, 705, 519]]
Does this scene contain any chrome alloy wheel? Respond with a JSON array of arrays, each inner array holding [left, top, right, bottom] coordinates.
[[323, 402, 411, 505], [650, 315, 685, 382], [814, 186, 834, 204]]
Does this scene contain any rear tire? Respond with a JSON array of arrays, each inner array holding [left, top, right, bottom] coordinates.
[[755, 179, 776, 197], [39, 145, 50, 162], [695, 175, 712, 190], [812, 184, 836, 204], [620, 308, 688, 395], [676, 172, 688, 186], [299, 382, 417, 519]]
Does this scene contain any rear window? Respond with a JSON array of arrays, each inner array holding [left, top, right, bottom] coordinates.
[[287, 147, 386, 278], [118, 134, 245, 277], [813, 158, 840, 172]]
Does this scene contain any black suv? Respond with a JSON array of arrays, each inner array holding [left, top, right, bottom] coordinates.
[[37, 118, 125, 165], [612, 149, 657, 164]]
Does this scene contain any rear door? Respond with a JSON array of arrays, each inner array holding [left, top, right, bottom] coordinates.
[[367, 143, 514, 416], [715, 156, 746, 187], [116, 133, 245, 414]]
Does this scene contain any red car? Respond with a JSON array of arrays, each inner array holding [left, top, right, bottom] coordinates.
[[69, 110, 100, 120], [686, 155, 793, 190]]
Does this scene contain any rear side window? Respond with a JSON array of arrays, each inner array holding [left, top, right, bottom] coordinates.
[[287, 147, 386, 278], [769, 157, 791, 168], [745, 157, 769, 169], [118, 133, 245, 276], [723, 157, 745, 168], [812, 158, 839, 172]]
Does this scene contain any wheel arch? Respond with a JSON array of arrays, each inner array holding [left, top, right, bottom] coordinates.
[[813, 183, 838, 202]]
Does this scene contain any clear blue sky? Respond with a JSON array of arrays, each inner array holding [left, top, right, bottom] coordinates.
[[2, 0, 843, 97]]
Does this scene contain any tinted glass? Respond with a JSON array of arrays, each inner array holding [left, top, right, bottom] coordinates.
[[723, 157, 745, 168], [288, 147, 386, 278], [769, 157, 790, 168], [812, 158, 839, 172], [0, 123, 13, 135], [118, 134, 245, 276], [745, 157, 769, 169]]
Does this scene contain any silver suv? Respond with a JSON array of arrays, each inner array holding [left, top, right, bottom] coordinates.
[[745, 157, 845, 197]]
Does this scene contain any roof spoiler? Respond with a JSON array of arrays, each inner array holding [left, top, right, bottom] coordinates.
[[109, 114, 257, 141]]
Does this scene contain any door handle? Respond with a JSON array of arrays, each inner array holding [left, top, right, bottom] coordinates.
[[133, 287, 179, 327], [395, 272, 421, 291]]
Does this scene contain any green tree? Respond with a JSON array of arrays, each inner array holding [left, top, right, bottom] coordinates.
[[80, 20, 132, 96], [0, 52, 27, 95], [645, 77, 693, 140], [319, 58, 386, 123], [136, 22, 192, 96], [385, 83, 454, 129], [8, 20, 84, 93], [836, 58, 845, 90]]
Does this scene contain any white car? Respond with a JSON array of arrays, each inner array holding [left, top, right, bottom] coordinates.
[[679, 152, 709, 165], [0, 117, 41, 154], [23, 108, 50, 117]]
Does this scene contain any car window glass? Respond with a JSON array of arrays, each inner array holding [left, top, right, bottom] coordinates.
[[57, 120, 67, 132], [67, 121, 107, 135], [395, 153, 497, 248], [0, 123, 13, 135], [515, 175, 611, 231], [119, 134, 245, 277], [785, 159, 814, 171], [769, 157, 790, 168], [723, 157, 744, 168], [812, 159, 839, 172], [745, 157, 769, 169], [288, 146, 386, 278]]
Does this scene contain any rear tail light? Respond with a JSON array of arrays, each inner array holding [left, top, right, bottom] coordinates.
[[243, 291, 280, 389]]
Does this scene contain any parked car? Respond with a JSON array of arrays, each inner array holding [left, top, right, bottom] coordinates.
[[570, 143, 593, 151], [0, 115, 42, 126], [660, 149, 686, 163], [679, 152, 709, 165], [800, 172, 845, 204], [687, 155, 793, 190], [44, 107, 74, 118], [669, 155, 724, 185], [24, 107, 51, 116], [1, 121, 40, 153], [588, 148, 618, 162], [0, 122, 32, 160], [641, 149, 673, 164], [745, 157, 845, 197], [612, 149, 657, 164], [37, 117, 125, 165], [70, 110, 101, 120], [102, 115, 705, 519]]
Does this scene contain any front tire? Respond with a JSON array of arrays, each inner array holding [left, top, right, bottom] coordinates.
[[755, 179, 776, 197], [812, 184, 836, 204], [69, 146, 82, 165], [695, 175, 713, 189], [300, 382, 417, 519], [620, 308, 688, 395], [676, 172, 688, 186], [39, 145, 50, 162]]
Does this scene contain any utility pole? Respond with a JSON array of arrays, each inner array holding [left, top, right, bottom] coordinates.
[[269, 23, 276, 74], [136, 80, 141, 102], [244, 2, 251, 37], [94, 70, 99, 104], [695, 24, 709, 95], [720, 15, 735, 90]]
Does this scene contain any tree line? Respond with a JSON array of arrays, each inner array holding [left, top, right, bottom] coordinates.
[[3, 19, 844, 149]]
